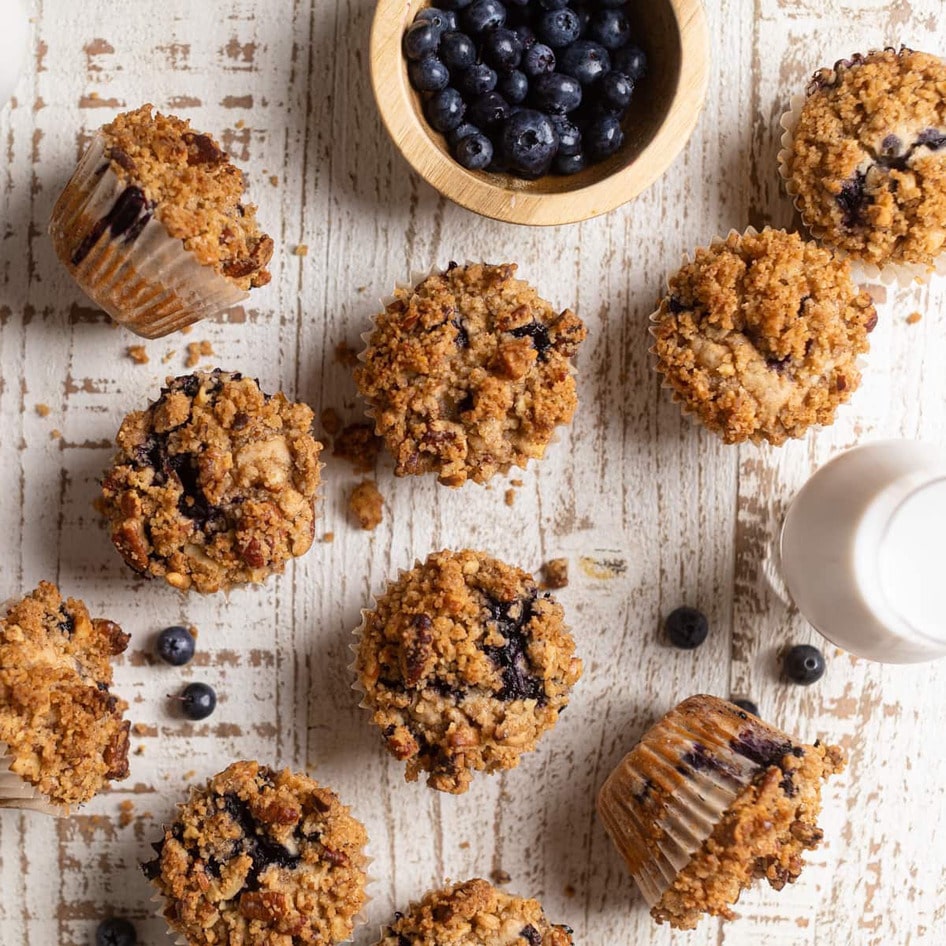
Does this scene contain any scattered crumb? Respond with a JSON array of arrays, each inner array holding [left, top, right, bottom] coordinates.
[[180, 325, 193, 335], [349, 480, 384, 530], [235, 119, 245, 129], [134, 745, 145, 756], [118, 799, 135, 828], [162, 349, 177, 364], [185, 340, 214, 368], [458, 841, 470, 850], [127, 344, 149, 364], [511, 479, 523, 487], [335, 341, 360, 368], [34, 403, 50, 417], [293, 244, 309, 257], [88, 90, 100, 101], [323, 531, 335, 543], [269, 175, 279, 187], [321, 407, 343, 438], [542, 558, 570, 589], [50, 429, 61, 440], [491, 869, 511, 885], [188, 624, 199, 642], [132, 722, 150, 736], [333, 423, 383, 472], [504, 488, 516, 507], [356, 285, 368, 294], [907, 311, 923, 325], [564, 884, 576, 898], [182, 770, 196, 781]]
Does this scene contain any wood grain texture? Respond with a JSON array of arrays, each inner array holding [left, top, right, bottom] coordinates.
[[1, 1, 945, 944]]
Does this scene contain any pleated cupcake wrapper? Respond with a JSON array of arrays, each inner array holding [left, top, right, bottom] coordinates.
[[596, 696, 794, 907], [777, 93, 946, 288], [647, 227, 871, 443], [48, 134, 248, 339], [0, 746, 67, 816]]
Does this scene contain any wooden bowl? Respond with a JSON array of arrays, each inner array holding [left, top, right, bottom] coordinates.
[[370, 0, 710, 226]]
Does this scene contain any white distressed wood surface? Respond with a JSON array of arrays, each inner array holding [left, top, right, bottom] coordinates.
[[1, 1, 945, 943]]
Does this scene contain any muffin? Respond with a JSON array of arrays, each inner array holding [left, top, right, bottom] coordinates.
[[0, 582, 130, 812], [596, 695, 845, 930], [49, 104, 273, 338], [355, 549, 582, 794], [374, 878, 573, 946], [144, 761, 369, 946], [353, 262, 587, 487], [650, 228, 876, 444], [781, 47, 946, 276], [99, 369, 322, 594]]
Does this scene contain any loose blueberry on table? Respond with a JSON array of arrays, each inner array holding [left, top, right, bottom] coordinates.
[[404, 0, 647, 178], [156, 624, 196, 666], [783, 644, 826, 685], [665, 606, 709, 649], [177, 681, 217, 720], [95, 917, 137, 946]]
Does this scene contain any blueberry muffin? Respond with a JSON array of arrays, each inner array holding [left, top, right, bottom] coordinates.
[[0, 582, 130, 810], [144, 761, 369, 946], [353, 263, 587, 487], [355, 549, 582, 794], [375, 878, 573, 946], [49, 104, 273, 337], [783, 47, 946, 272], [100, 369, 322, 593], [651, 228, 876, 444], [597, 695, 845, 930]]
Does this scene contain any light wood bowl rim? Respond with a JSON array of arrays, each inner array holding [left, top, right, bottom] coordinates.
[[370, 0, 711, 226]]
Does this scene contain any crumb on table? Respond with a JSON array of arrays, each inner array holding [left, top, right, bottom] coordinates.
[[185, 340, 214, 368], [335, 341, 360, 368], [907, 311, 923, 325], [511, 479, 523, 487], [34, 403, 50, 417], [127, 345, 149, 364], [293, 244, 309, 257], [349, 480, 383, 530], [323, 531, 335, 543], [542, 558, 569, 589], [491, 868, 512, 885], [119, 799, 135, 827], [333, 423, 383, 472], [50, 429, 61, 440], [269, 175, 279, 187], [504, 488, 516, 507]]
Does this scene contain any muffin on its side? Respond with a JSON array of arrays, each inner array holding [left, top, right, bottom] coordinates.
[[374, 878, 573, 946], [782, 47, 946, 274], [355, 549, 582, 794], [354, 262, 587, 487], [100, 369, 322, 594], [0, 582, 130, 811], [144, 761, 369, 946], [651, 228, 876, 444], [49, 104, 274, 337], [596, 695, 845, 930]]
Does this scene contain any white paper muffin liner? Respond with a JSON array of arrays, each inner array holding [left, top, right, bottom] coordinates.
[[48, 134, 248, 339], [0, 745, 66, 816], [648, 227, 872, 443], [777, 91, 946, 288], [596, 695, 798, 908], [357, 262, 578, 483]]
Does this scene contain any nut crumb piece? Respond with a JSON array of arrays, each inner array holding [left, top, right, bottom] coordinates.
[[321, 407, 342, 437], [907, 311, 923, 325], [542, 558, 569, 589], [269, 175, 279, 187], [459, 841, 470, 850], [511, 479, 523, 487], [349, 480, 383, 530], [127, 345, 149, 364], [135, 745, 145, 756], [333, 423, 383, 472], [293, 244, 309, 257], [119, 799, 135, 827], [504, 488, 516, 506], [234, 119, 245, 130], [323, 532, 335, 543], [132, 722, 151, 736], [162, 349, 177, 364], [50, 429, 61, 440], [35, 403, 51, 417], [491, 868, 512, 885], [335, 342, 360, 368], [185, 340, 214, 368]]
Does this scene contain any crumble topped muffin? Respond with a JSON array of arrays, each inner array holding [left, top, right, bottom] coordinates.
[[100, 369, 322, 593], [144, 761, 368, 946], [0, 582, 131, 809], [49, 105, 273, 337], [355, 549, 582, 794], [374, 878, 573, 946], [597, 695, 845, 930], [651, 228, 876, 445], [784, 47, 946, 270], [353, 263, 587, 487]]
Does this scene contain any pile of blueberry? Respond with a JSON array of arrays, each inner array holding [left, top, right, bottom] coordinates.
[[403, 0, 647, 178]]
